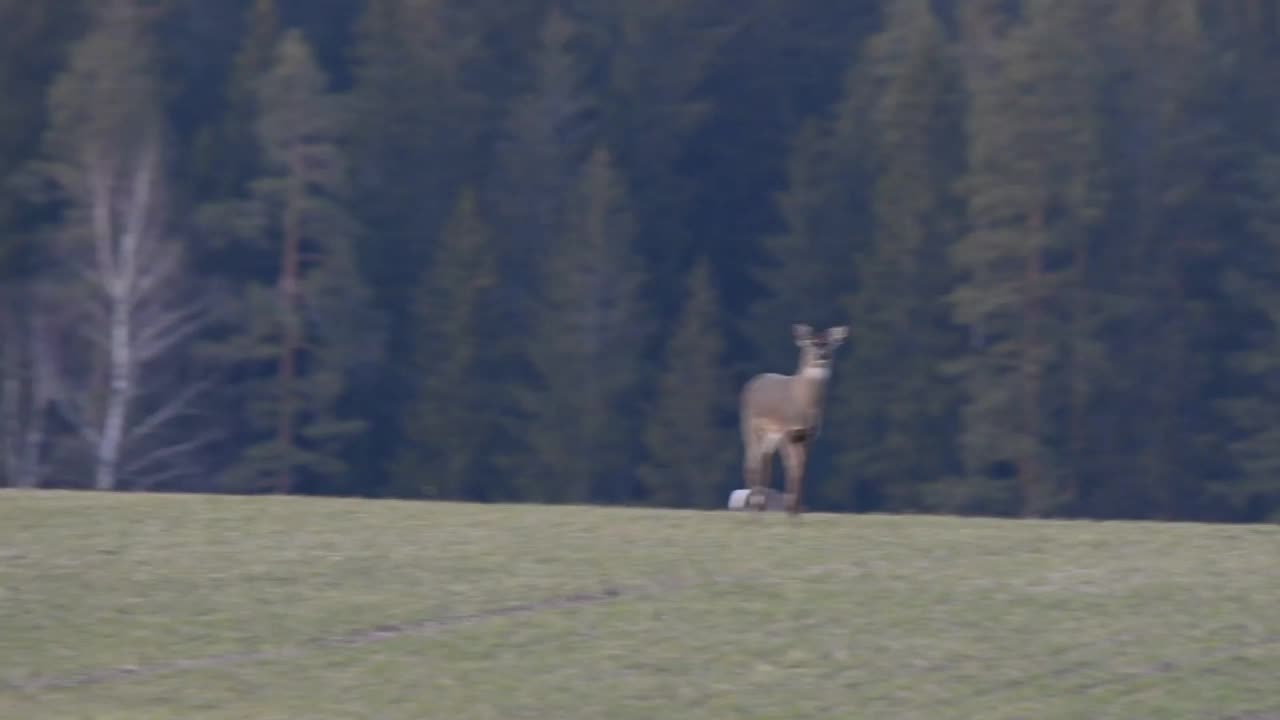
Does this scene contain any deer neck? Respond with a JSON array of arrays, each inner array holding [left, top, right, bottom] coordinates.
[[792, 364, 829, 418]]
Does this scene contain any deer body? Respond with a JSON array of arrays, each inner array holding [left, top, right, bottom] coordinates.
[[739, 324, 847, 515]]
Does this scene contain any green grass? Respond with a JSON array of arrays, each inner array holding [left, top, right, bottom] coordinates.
[[1, 490, 1277, 719]]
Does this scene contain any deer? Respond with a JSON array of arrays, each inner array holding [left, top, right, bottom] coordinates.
[[739, 323, 848, 516]]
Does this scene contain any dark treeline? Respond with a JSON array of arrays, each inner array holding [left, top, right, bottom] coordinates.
[[3, 0, 1280, 523]]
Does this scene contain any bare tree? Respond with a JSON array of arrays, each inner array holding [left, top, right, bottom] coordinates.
[[46, 134, 214, 490], [26, 1, 217, 491]]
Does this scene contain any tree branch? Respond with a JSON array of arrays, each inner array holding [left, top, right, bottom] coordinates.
[[122, 432, 217, 478], [124, 378, 213, 448], [86, 149, 118, 281], [132, 301, 210, 363]]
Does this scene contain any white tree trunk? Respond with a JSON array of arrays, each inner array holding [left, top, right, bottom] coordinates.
[[95, 286, 133, 490], [84, 142, 149, 490], [51, 134, 210, 491], [35, 3, 213, 492]]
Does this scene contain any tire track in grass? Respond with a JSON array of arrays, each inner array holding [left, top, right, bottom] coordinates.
[[1062, 633, 1280, 696], [1, 558, 830, 694], [4, 575, 712, 693], [942, 633, 1280, 713], [11, 561, 1277, 701]]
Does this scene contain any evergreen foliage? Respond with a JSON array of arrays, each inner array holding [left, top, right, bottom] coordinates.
[[390, 188, 503, 500], [640, 257, 733, 508], [202, 29, 379, 494], [515, 146, 649, 504], [829, 0, 965, 513], [3, 0, 1280, 523]]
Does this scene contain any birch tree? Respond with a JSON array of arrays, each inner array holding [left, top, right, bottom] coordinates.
[[34, 0, 212, 490]]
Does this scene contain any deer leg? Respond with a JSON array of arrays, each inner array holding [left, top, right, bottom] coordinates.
[[744, 428, 780, 511], [742, 444, 762, 509], [780, 440, 807, 516], [743, 434, 772, 511], [756, 448, 773, 511]]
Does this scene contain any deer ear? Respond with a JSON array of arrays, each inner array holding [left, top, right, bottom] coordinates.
[[827, 326, 849, 345], [792, 324, 813, 344]]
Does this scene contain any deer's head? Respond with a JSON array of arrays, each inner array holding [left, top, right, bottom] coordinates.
[[792, 323, 848, 379]]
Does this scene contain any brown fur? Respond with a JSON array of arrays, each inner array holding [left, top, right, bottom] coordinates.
[[739, 324, 848, 515]]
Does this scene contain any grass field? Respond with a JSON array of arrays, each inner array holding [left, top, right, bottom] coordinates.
[[1, 490, 1277, 719]]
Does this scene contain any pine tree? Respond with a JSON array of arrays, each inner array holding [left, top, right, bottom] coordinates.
[[948, 0, 1107, 516], [390, 188, 505, 500], [746, 72, 871, 377], [828, 0, 966, 513], [215, 0, 278, 192], [347, 0, 481, 306], [1206, 0, 1280, 523], [483, 6, 605, 504], [346, 0, 488, 495], [488, 6, 597, 330], [1216, 152, 1280, 521], [600, 0, 727, 321], [516, 146, 649, 504], [639, 257, 733, 508], [0, 4, 87, 485], [0, 0, 86, 275], [1090, 0, 1241, 520], [208, 29, 380, 494], [684, 0, 879, 344], [737, 19, 880, 508]]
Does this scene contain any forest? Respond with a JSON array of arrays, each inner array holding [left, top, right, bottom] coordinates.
[[2, 0, 1280, 523]]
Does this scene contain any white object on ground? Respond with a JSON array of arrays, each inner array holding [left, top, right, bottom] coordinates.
[[727, 488, 752, 509], [726, 488, 787, 511]]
